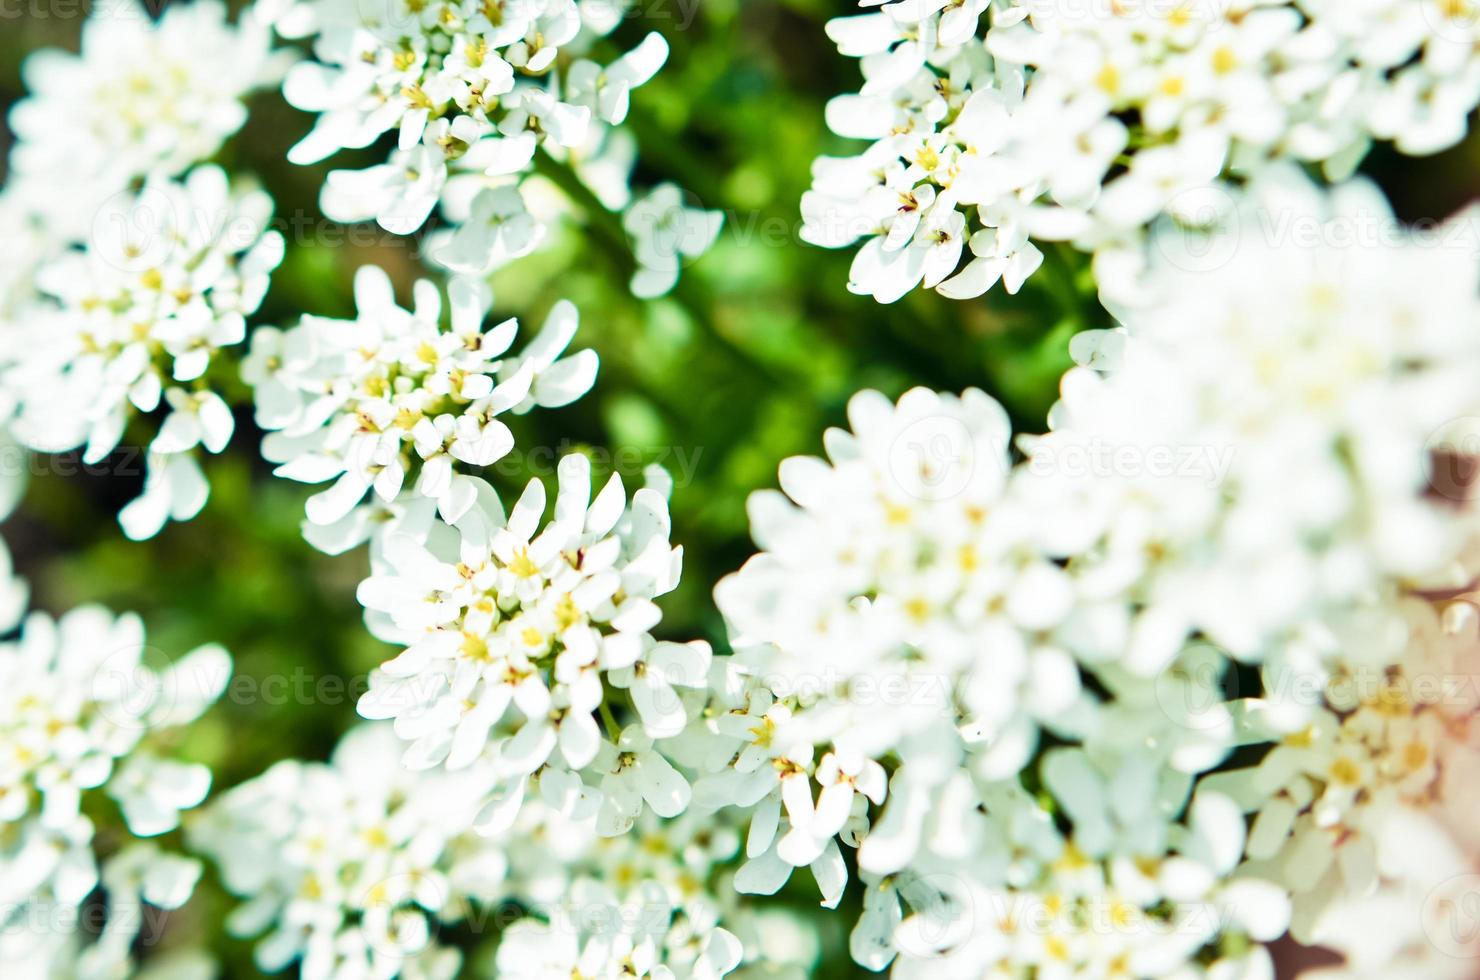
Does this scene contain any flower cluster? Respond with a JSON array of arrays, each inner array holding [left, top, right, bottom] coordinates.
[[269, 0, 720, 296], [4, 0, 277, 239], [0, 1, 283, 540], [0, 602, 231, 976], [710, 170, 1480, 974], [803, 0, 1480, 303], [493, 810, 746, 980], [6, 169, 285, 540], [1241, 585, 1480, 980], [4, 0, 1479, 975], [195, 723, 753, 980], [245, 266, 596, 549], [1211, 593, 1480, 943], [190, 723, 508, 979], [355, 452, 710, 837]]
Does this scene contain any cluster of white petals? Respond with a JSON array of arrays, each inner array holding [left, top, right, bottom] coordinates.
[[267, 0, 719, 296], [355, 453, 710, 838], [6, 169, 285, 540], [244, 266, 596, 550], [623, 184, 726, 299], [1256, 582, 1480, 980], [804, 0, 1480, 303], [1210, 594, 1480, 945], [0, 1, 284, 540], [5, 0, 277, 239], [5, 0, 1480, 975], [708, 170, 1480, 974], [0, 602, 230, 976], [492, 809, 746, 980], [191, 724, 507, 979], [195, 723, 751, 980]]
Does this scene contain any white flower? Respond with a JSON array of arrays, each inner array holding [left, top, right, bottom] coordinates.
[[565, 33, 670, 126], [356, 454, 691, 833], [432, 184, 545, 275], [8, 843, 209, 978], [190, 724, 507, 980], [107, 755, 214, 838], [623, 184, 725, 299], [274, 0, 668, 237], [0, 194, 63, 382], [251, 269, 597, 536], [0, 603, 228, 975], [609, 640, 713, 739], [492, 807, 748, 979], [715, 386, 1082, 795], [806, 0, 1480, 302], [5, 166, 283, 539], [200, 725, 754, 980], [322, 145, 448, 236], [6, 0, 277, 239], [594, 726, 694, 836], [1035, 169, 1480, 669], [697, 170, 1480, 975]]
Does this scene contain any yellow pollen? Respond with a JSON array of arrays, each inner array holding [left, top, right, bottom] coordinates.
[[461, 632, 490, 661], [554, 594, 582, 631], [507, 548, 540, 578], [1328, 757, 1362, 788], [1284, 725, 1316, 748]]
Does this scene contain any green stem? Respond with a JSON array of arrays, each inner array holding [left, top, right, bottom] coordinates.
[[599, 699, 623, 741], [531, 148, 790, 385]]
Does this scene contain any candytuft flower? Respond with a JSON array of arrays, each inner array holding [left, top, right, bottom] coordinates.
[[248, 269, 597, 542]]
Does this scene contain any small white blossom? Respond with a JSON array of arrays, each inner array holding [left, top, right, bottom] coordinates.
[[5, 167, 284, 539], [5, 0, 278, 239], [805, 0, 1480, 302], [191, 724, 508, 980], [356, 454, 696, 834], [271, 0, 668, 256], [249, 269, 597, 537], [0, 604, 229, 975], [623, 184, 725, 299]]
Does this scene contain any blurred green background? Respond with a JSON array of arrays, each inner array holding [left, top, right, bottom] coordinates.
[[2, 0, 1480, 975]]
